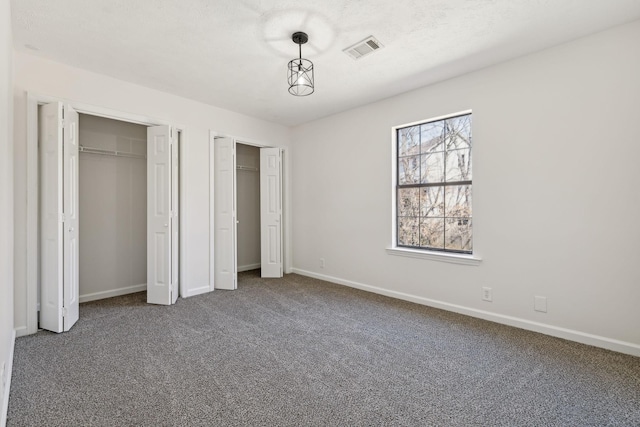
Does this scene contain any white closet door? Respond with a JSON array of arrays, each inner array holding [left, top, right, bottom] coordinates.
[[39, 102, 80, 333], [214, 137, 237, 290], [62, 105, 80, 331], [39, 102, 64, 332], [147, 125, 173, 305], [260, 147, 283, 278], [171, 130, 179, 303]]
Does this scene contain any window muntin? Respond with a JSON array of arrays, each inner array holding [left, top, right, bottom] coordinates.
[[396, 113, 472, 253]]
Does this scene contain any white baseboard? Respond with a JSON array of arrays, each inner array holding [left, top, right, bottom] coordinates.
[[79, 284, 146, 303], [292, 268, 640, 358], [1, 329, 16, 427], [238, 263, 260, 273], [13, 326, 28, 338], [182, 284, 213, 298]]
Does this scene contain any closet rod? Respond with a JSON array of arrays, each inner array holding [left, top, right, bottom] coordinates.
[[236, 165, 259, 172], [79, 145, 146, 159]]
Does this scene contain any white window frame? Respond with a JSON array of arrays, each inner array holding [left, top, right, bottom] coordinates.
[[387, 110, 481, 266]]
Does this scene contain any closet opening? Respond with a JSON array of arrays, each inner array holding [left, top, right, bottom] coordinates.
[[77, 114, 148, 303], [34, 100, 181, 334], [212, 135, 284, 290], [236, 143, 261, 275]]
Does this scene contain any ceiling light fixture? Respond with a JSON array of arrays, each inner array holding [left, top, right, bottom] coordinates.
[[288, 32, 314, 96]]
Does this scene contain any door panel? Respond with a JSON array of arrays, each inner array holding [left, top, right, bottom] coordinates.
[[63, 105, 80, 331], [260, 147, 283, 278], [147, 125, 173, 305], [39, 102, 64, 332], [214, 137, 237, 290], [171, 130, 179, 303]]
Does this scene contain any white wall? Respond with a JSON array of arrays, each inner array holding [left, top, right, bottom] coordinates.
[[0, 0, 13, 422], [78, 114, 147, 301], [13, 52, 291, 334], [236, 143, 261, 271], [291, 20, 640, 355]]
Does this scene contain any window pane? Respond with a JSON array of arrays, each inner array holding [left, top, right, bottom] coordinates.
[[397, 188, 420, 217], [444, 185, 472, 217], [398, 126, 420, 157], [398, 155, 420, 184], [398, 217, 419, 247], [421, 152, 444, 183], [445, 218, 472, 252], [421, 121, 445, 152], [420, 218, 444, 249], [445, 115, 472, 151], [421, 186, 445, 217], [445, 148, 472, 182], [395, 113, 472, 254]]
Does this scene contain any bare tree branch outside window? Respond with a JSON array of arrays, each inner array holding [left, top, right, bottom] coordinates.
[[397, 113, 472, 253]]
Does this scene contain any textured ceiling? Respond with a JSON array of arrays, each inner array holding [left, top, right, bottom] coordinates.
[[11, 0, 640, 126]]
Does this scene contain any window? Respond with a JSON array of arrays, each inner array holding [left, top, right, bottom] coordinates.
[[395, 113, 472, 254]]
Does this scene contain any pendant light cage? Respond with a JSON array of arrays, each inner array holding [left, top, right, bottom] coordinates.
[[288, 32, 314, 96]]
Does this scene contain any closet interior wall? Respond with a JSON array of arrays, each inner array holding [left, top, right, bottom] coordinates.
[[236, 143, 261, 272], [78, 114, 147, 302]]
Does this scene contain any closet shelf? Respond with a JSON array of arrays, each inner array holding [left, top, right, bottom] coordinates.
[[79, 145, 146, 159], [236, 165, 259, 172]]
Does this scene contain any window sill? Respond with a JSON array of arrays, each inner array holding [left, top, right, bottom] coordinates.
[[386, 247, 482, 266]]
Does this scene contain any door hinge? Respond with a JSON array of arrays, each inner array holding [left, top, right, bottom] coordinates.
[[62, 307, 68, 317], [60, 213, 66, 223]]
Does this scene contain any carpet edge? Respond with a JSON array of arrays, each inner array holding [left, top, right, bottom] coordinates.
[[291, 268, 640, 357]]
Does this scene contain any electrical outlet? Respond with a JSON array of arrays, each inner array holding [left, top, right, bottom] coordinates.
[[482, 287, 493, 302], [534, 296, 547, 313], [320, 258, 325, 269]]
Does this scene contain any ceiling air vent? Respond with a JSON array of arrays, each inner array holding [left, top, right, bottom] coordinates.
[[343, 36, 383, 60]]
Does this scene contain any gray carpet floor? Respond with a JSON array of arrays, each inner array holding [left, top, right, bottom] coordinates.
[[7, 271, 640, 426]]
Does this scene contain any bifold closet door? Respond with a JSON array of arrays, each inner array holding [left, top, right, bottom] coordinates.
[[171, 131, 179, 303], [214, 137, 238, 290], [39, 102, 80, 333], [63, 105, 80, 329], [147, 125, 176, 305], [260, 147, 283, 278]]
